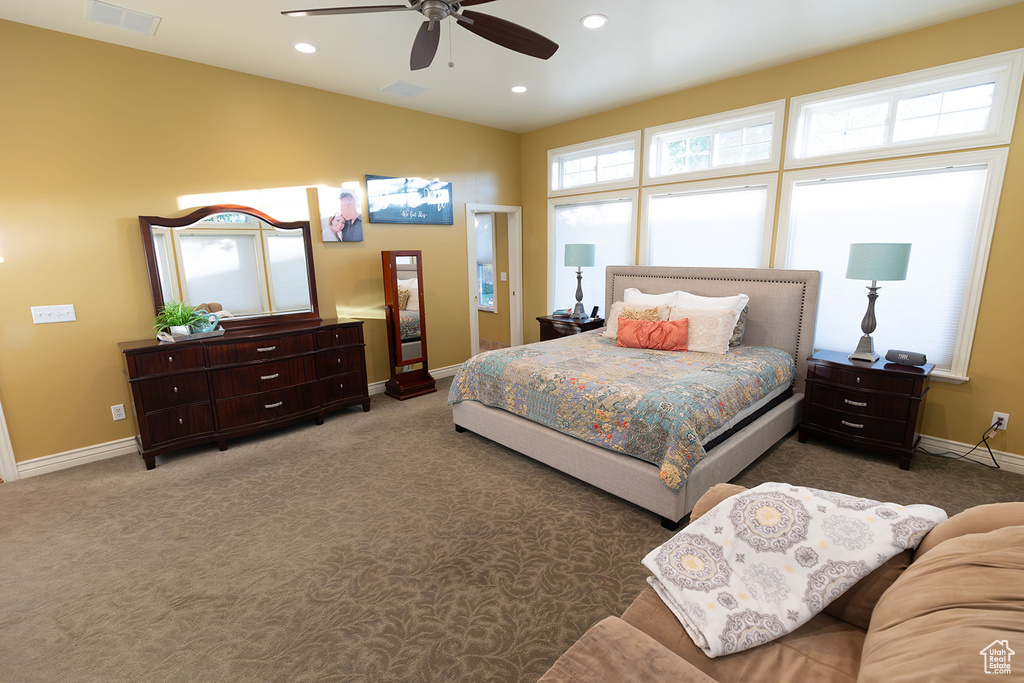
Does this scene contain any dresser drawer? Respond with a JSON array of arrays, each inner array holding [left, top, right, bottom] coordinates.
[[143, 405, 215, 446], [316, 326, 363, 349], [137, 372, 210, 412], [215, 382, 320, 430], [317, 348, 365, 377], [810, 364, 915, 395], [319, 372, 366, 404], [205, 333, 314, 367], [805, 404, 908, 446], [210, 356, 316, 399], [129, 346, 206, 377], [808, 383, 911, 421]]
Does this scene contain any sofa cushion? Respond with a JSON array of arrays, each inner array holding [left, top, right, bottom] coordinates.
[[538, 616, 716, 682], [858, 524, 1024, 682], [821, 550, 913, 631], [621, 586, 863, 683], [914, 501, 1024, 558]]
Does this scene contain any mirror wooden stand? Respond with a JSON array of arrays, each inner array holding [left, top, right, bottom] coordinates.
[[382, 250, 436, 400]]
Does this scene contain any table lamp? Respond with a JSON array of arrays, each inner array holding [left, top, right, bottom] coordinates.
[[564, 243, 596, 319], [846, 242, 911, 362]]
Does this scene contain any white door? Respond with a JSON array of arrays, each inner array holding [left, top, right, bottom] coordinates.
[[465, 204, 523, 356]]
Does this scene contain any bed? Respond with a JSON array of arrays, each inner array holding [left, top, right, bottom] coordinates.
[[450, 266, 820, 527]]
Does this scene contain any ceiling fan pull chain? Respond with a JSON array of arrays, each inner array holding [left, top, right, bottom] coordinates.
[[447, 16, 455, 68]]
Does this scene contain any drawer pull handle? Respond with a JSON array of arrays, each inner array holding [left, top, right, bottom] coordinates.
[[855, 377, 860, 384], [339, 383, 344, 389], [265, 401, 283, 409], [261, 373, 280, 381], [841, 420, 864, 429], [173, 386, 179, 393], [168, 356, 173, 363], [178, 418, 183, 425], [257, 346, 277, 352], [844, 398, 867, 407]]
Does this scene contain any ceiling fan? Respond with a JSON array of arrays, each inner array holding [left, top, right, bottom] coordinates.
[[282, 1, 559, 70]]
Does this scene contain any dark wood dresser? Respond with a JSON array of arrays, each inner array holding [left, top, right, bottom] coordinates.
[[119, 318, 369, 469], [537, 315, 605, 341], [798, 350, 933, 469]]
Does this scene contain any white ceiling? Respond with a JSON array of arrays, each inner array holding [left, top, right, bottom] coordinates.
[[2, 0, 1020, 133]]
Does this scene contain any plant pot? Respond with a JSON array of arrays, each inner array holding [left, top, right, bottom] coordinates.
[[169, 325, 191, 336]]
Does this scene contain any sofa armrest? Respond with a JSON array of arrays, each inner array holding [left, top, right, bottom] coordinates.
[[915, 501, 1024, 558], [690, 483, 747, 522], [538, 617, 716, 683]]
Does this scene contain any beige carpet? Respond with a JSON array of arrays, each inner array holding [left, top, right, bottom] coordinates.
[[1, 377, 1020, 682]]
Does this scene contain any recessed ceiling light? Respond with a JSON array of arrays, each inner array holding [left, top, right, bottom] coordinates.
[[294, 42, 319, 54], [510, 85, 528, 94], [580, 14, 608, 29]]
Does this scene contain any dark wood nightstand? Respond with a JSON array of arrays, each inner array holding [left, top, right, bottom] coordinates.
[[798, 350, 934, 469], [537, 315, 605, 341]]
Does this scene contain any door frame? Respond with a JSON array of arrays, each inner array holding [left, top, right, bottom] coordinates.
[[465, 204, 523, 356], [0, 396, 18, 481]]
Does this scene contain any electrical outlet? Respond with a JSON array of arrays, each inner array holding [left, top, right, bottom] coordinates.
[[31, 304, 76, 324], [111, 404, 127, 421], [992, 412, 1010, 430]]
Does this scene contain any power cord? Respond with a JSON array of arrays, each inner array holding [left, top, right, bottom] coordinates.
[[917, 417, 1002, 469]]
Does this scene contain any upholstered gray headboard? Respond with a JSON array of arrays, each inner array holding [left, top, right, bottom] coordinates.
[[605, 266, 821, 393]]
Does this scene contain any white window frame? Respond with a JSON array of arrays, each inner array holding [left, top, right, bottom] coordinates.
[[643, 101, 786, 185], [170, 225, 271, 316], [786, 49, 1024, 168], [638, 174, 777, 267], [547, 189, 639, 312], [776, 148, 1009, 382], [262, 229, 312, 314], [548, 131, 641, 197]]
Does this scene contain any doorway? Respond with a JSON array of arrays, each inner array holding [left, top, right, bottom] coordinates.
[[465, 204, 523, 356]]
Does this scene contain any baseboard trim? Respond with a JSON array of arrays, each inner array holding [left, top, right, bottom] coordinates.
[[367, 363, 463, 395], [17, 438, 139, 479], [14, 366, 467, 479], [917, 434, 1024, 475]]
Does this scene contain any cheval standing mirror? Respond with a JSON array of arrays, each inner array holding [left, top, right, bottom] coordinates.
[[382, 250, 436, 399]]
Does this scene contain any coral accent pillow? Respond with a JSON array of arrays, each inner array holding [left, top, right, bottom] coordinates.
[[616, 317, 689, 351]]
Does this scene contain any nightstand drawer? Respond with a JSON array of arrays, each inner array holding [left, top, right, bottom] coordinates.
[[808, 383, 911, 421], [805, 404, 908, 445], [810, 364, 915, 395]]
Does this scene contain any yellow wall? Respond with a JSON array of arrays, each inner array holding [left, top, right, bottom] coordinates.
[[478, 213, 511, 345], [0, 20, 519, 462], [520, 4, 1024, 455]]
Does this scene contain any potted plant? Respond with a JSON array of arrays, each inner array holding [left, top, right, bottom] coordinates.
[[152, 300, 206, 337]]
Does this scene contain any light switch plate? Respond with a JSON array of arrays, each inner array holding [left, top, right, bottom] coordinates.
[[31, 304, 76, 324]]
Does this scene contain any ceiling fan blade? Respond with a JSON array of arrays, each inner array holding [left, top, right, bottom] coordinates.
[[456, 9, 558, 60], [410, 20, 441, 70], [282, 5, 412, 17], [456, 0, 499, 6]]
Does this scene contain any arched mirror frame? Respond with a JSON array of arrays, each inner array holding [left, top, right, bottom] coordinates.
[[382, 249, 436, 399], [139, 204, 320, 331]]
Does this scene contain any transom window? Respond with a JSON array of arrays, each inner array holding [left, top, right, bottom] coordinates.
[[788, 50, 1024, 166], [644, 101, 785, 183], [548, 132, 641, 196]]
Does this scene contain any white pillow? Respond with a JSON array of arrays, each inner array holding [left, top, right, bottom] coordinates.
[[623, 287, 680, 307], [668, 307, 739, 354], [603, 302, 671, 339], [675, 291, 749, 318], [407, 286, 420, 311]]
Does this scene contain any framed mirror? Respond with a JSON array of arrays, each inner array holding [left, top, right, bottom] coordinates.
[[139, 204, 320, 330], [382, 250, 436, 399]]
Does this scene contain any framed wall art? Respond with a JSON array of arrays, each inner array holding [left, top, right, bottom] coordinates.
[[365, 175, 453, 225]]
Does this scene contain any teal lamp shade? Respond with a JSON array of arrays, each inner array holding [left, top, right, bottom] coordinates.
[[564, 243, 596, 268], [846, 243, 911, 282], [846, 243, 912, 362]]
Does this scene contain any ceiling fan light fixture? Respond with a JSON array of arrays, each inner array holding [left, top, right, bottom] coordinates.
[[293, 42, 319, 53], [580, 14, 608, 29], [510, 85, 528, 94]]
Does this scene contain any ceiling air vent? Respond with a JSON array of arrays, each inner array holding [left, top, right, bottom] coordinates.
[[85, 0, 161, 36], [380, 80, 431, 98]]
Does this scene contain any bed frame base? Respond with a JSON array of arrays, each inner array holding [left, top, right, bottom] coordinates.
[[452, 394, 802, 524]]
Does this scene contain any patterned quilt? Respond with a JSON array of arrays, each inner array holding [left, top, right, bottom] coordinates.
[[399, 310, 421, 340], [448, 331, 795, 492]]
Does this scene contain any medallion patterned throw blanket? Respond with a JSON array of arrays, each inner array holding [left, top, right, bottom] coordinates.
[[448, 332, 795, 492], [642, 483, 947, 657]]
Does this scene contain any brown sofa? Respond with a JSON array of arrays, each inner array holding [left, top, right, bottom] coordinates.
[[540, 483, 1024, 682]]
